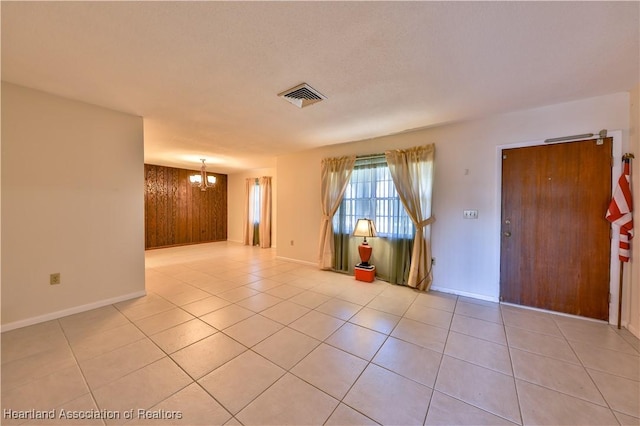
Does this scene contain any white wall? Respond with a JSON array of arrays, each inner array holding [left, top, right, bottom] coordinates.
[[277, 92, 631, 304], [630, 83, 640, 337], [1, 83, 145, 330], [227, 167, 277, 245]]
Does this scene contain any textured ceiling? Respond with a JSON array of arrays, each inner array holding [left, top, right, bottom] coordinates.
[[2, 1, 639, 174]]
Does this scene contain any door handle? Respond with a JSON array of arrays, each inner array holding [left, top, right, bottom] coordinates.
[[503, 231, 511, 237]]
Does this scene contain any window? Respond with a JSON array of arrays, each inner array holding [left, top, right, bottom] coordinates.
[[251, 180, 261, 225], [333, 155, 414, 238], [244, 176, 273, 248]]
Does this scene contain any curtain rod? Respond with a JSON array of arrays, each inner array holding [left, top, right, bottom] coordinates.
[[544, 129, 607, 144], [356, 153, 385, 160]]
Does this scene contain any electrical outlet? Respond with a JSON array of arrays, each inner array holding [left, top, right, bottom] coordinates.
[[431, 257, 436, 266], [463, 209, 479, 219], [50, 273, 61, 285]]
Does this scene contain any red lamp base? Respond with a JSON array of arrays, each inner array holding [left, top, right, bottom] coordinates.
[[358, 242, 372, 266]]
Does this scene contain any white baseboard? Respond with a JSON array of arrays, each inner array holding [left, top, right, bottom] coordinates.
[[430, 286, 499, 303], [0, 290, 147, 333], [627, 322, 640, 339], [275, 256, 317, 267]]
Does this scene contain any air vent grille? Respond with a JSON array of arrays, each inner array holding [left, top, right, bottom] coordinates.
[[278, 83, 326, 108]]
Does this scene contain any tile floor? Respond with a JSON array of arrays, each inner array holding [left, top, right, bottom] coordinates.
[[2, 242, 639, 425]]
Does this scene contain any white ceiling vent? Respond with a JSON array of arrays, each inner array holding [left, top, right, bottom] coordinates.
[[278, 83, 326, 108]]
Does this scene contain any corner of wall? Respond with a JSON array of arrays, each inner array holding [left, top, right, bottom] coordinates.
[[629, 83, 640, 338], [1, 83, 145, 329]]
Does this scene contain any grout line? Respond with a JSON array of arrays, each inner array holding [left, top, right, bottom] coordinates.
[[11, 244, 639, 425], [500, 304, 525, 426], [423, 294, 459, 425], [120, 294, 235, 422], [56, 315, 119, 426]]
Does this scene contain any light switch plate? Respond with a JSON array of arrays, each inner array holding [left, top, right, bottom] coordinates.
[[463, 209, 478, 219]]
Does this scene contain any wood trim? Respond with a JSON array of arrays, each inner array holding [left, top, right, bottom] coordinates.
[[144, 164, 227, 249]]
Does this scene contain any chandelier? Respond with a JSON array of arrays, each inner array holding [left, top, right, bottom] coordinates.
[[189, 159, 217, 191]]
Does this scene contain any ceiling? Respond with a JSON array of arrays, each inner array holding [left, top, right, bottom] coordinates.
[[2, 1, 638, 174]]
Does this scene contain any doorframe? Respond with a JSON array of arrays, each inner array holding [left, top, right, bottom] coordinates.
[[496, 130, 623, 325]]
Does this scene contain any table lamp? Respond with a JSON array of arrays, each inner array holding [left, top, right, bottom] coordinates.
[[353, 218, 377, 268]]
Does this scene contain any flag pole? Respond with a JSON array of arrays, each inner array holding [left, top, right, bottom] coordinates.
[[618, 259, 623, 329], [618, 153, 634, 329]]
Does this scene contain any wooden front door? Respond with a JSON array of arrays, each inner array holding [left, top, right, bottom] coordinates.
[[500, 138, 612, 320]]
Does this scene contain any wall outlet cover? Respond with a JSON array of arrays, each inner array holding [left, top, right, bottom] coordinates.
[[50, 273, 61, 285]]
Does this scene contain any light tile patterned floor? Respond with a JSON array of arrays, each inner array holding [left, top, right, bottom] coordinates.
[[2, 242, 639, 425]]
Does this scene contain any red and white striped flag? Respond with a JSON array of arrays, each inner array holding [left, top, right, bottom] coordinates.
[[606, 160, 633, 262]]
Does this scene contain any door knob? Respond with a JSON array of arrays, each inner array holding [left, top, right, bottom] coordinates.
[[503, 231, 511, 237]]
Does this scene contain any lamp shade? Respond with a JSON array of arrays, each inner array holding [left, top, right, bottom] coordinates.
[[353, 219, 377, 238]]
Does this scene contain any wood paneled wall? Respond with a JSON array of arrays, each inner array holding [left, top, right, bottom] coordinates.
[[144, 164, 227, 249]]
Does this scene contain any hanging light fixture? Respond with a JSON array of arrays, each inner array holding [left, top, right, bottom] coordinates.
[[189, 159, 217, 191]]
